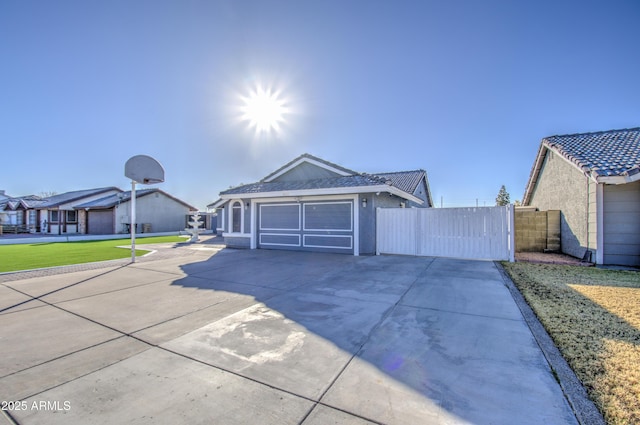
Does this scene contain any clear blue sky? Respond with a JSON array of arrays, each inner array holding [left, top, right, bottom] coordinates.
[[2, 0, 639, 209]]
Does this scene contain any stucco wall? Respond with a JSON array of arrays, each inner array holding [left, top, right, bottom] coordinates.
[[528, 150, 590, 259], [224, 235, 251, 249], [116, 192, 193, 233]]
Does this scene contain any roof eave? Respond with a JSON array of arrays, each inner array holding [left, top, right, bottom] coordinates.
[[522, 143, 549, 205], [594, 172, 640, 185], [219, 185, 424, 205]]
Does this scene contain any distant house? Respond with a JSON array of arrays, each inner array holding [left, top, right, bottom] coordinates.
[[0, 191, 43, 231], [75, 188, 197, 234], [36, 187, 123, 235], [1, 187, 197, 236], [208, 153, 433, 255], [522, 127, 640, 267]]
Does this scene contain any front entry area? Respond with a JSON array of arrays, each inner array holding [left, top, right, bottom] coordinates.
[[257, 200, 354, 254]]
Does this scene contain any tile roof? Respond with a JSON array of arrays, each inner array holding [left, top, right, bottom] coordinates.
[[373, 170, 426, 195], [0, 195, 45, 210], [542, 127, 640, 178], [523, 127, 640, 205], [221, 174, 390, 195], [214, 154, 430, 206]]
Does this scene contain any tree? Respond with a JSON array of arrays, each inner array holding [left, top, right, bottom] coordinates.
[[495, 185, 510, 206]]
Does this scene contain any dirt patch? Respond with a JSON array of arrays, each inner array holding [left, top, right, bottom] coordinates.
[[516, 251, 592, 266]]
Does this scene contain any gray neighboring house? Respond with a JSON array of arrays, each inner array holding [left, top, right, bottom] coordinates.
[[37, 187, 123, 235], [523, 127, 640, 267], [75, 188, 197, 234], [208, 153, 433, 255]]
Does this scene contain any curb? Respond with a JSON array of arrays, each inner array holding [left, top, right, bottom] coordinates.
[[494, 262, 605, 425]]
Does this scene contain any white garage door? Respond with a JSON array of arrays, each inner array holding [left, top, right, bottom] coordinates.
[[258, 201, 354, 254]]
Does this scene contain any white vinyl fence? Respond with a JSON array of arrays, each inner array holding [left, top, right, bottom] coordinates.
[[376, 206, 515, 261]]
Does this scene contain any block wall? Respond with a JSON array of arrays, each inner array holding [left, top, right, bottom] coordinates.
[[515, 209, 561, 252]]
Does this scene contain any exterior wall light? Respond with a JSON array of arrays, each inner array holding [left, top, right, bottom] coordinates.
[[362, 198, 367, 208]]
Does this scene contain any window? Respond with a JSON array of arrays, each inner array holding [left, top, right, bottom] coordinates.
[[66, 210, 77, 223], [50, 210, 59, 222], [232, 201, 242, 233]]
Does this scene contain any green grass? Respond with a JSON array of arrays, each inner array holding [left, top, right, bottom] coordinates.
[[502, 262, 640, 425], [0, 235, 188, 272]]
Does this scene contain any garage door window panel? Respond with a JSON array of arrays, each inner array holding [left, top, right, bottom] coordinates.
[[260, 204, 300, 230], [303, 202, 352, 231]]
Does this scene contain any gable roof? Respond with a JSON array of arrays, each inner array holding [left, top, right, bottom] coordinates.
[[38, 187, 122, 208], [373, 170, 433, 206], [213, 154, 429, 207], [523, 127, 640, 204], [261, 153, 357, 182], [75, 188, 197, 211], [0, 195, 44, 211]]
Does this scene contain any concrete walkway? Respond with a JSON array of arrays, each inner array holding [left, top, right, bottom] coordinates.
[[1, 245, 582, 424]]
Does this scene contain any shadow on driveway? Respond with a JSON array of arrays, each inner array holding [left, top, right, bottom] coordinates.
[[165, 248, 578, 425], [0, 247, 580, 425]]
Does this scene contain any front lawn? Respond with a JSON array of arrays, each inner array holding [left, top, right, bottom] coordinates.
[[0, 235, 187, 272], [502, 262, 640, 425]]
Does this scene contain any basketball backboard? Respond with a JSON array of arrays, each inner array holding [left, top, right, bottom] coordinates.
[[124, 155, 165, 184]]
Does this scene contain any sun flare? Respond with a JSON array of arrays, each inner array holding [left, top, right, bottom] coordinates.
[[240, 85, 288, 135]]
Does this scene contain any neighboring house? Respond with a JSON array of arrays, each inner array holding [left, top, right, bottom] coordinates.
[[523, 127, 640, 267], [1, 187, 197, 236], [75, 188, 197, 234], [0, 192, 43, 231], [208, 153, 433, 255], [36, 187, 123, 235]]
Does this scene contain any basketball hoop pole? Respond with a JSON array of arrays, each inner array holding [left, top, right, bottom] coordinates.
[[131, 180, 136, 263], [124, 154, 165, 264]]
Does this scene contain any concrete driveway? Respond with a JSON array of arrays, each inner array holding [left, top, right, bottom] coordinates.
[[1, 244, 580, 424]]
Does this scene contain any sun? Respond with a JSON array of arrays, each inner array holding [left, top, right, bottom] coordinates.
[[239, 85, 288, 135]]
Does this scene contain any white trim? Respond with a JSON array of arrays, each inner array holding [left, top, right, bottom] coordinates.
[[221, 185, 423, 205], [303, 201, 353, 232], [250, 194, 360, 255], [259, 203, 301, 231], [263, 157, 352, 182], [594, 173, 640, 184], [508, 204, 515, 262], [595, 183, 604, 264], [228, 199, 244, 234], [353, 195, 360, 256], [260, 233, 301, 247], [303, 234, 353, 249]]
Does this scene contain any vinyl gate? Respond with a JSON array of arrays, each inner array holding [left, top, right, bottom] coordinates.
[[376, 206, 515, 261]]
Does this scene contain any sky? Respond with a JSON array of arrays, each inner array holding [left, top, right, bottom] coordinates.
[[1, 0, 639, 210]]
